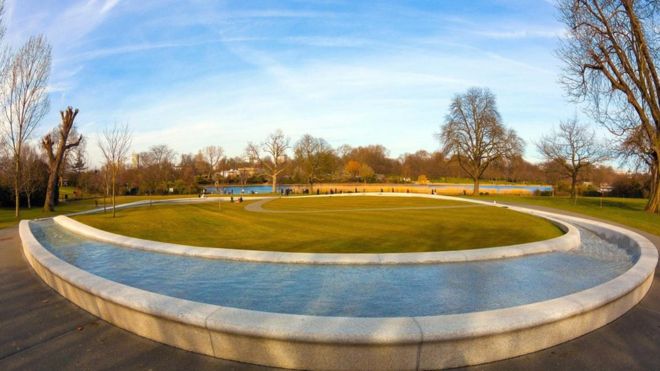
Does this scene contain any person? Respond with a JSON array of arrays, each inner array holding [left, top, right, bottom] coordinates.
[[239, 196, 243, 203], [230, 196, 234, 203]]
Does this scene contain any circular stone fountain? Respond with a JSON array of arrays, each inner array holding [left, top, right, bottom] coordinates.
[[19, 194, 657, 370]]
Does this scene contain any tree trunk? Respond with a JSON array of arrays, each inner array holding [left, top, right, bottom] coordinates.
[[27, 193, 31, 209], [13, 156, 20, 218], [43, 169, 58, 211], [112, 171, 117, 218], [570, 172, 578, 200], [272, 174, 277, 193], [472, 177, 480, 196], [645, 161, 660, 213], [43, 107, 81, 212]]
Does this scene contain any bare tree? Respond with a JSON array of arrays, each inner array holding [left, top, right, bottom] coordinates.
[[0, 35, 51, 217], [294, 134, 335, 191], [20, 144, 43, 209], [200, 145, 224, 180], [557, 0, 660, 212], [68, 137, 87, 197], [42, 107, 82, 211], [438, 87, 524, 195], [139, 144, 176, 194], [246, 130, 290, 193], [98, 123, 131, 217], [536, 119, 609, 199]]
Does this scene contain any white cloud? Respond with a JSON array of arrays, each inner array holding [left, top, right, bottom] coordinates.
[[100, 0, 121, 14], [473, 28, 567, 40]]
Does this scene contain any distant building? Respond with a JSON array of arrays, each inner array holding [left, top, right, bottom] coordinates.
[[219, 167, 257, 178]]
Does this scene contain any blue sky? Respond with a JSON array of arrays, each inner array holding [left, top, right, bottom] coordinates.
[[7, 0, 577, 166]]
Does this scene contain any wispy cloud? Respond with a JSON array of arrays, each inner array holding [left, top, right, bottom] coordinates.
[[100, 0, 120, 14], [228, 10, 332, 18], [13, 0, 575, 166], [283, 36, 375, 48], [472, 28, 566, 40]]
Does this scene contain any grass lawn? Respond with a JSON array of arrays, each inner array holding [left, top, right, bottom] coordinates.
[[468, 195, 660, 236], [0, 194, 220, 230], [73, 196, 563, 253]]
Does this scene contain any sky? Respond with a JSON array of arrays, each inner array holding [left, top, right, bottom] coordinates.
[[6, 0, 581, 166]]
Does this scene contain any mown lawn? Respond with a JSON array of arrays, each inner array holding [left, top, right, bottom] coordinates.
[[0, 194, 212, 229], [468, 195, 660, 236], [73, 196, 563, 253]]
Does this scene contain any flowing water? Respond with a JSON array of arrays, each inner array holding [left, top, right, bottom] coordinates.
[[30, 220, 635, 317]]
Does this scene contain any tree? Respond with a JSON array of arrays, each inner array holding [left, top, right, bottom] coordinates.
[[438, 87, 524, 195], [201, 145, 224, 180], [294, 134, 335, 191], [557, 0, 660, 212], [358, 163, 374, 183], [246, 130, 290, 192], [20, 144, 44, 209], [68, 138, 87, 196], [536, 119, 609, 199], [98, 123, 131, 217], [344, 160, 362, 180], [42, 107, 82, 211], [0, 35, 51, 217], [342, 145, 398, 175]]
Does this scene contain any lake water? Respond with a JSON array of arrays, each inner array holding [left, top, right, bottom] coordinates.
[[206, 184, 553, 195]]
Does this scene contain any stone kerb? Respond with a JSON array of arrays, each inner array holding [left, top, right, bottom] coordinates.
[[19, 209, 658, 370], [53, 193, 581, 265]]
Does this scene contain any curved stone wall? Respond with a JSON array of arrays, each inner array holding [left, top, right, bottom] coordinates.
[[54, 194, 580, 264], [19, 198, 658, 370]]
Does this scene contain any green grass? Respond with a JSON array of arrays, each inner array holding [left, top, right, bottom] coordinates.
[[73, 196, 563, 253], [0, 194, 215, 230], [466, 195, 660, 236]]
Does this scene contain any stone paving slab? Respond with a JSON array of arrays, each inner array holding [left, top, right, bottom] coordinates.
[[1, 204, 659, 370]]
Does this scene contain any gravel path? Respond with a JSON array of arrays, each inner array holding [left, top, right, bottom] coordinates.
[[244, 198, 487, 214]]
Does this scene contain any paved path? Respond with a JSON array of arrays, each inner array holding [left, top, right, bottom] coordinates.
[[244, 197, 485, 213], [1, 205, 658, 370]]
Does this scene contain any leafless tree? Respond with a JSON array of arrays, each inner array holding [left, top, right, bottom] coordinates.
[[201, 145, 224, 179], [20, 144, 43, 209], [139, 144, 176, 195], [536, 118, 609, 199], [246, 129, 290, 192], [294, 134, 335, 191], [0, 35, 51, 217], [42, 107, 82, 211], [68, 136, 87, 196], [557, 0, 660, 212], [98, 123, 131, 217], [438, 87, 524, 195]]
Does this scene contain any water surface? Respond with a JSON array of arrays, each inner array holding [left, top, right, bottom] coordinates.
[[31, 220, 634, 317]]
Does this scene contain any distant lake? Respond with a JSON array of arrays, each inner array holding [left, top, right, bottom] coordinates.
[[205, 184, 552, 194]]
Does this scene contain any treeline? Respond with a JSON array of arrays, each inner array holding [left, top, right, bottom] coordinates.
[[0, 131, 649, 208]]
